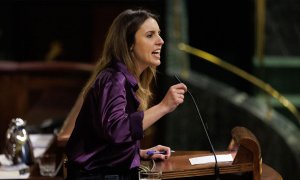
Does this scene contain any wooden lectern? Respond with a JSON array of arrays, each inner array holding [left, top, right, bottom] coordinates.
[[56, 95, 282, 179], [144, 126, 282, 180]]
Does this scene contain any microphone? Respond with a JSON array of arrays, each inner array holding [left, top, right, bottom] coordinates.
[[174, 75, 220, 180]]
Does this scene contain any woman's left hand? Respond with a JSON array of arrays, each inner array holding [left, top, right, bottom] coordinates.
[[140, 145, 171, 160]]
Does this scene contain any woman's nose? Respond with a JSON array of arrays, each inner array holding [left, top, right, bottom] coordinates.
[[157, 36, 164, 45]]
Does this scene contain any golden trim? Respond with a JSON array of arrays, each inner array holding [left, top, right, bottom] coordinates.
[[255, 0, 266, 63], [178, 43, 300, 124]]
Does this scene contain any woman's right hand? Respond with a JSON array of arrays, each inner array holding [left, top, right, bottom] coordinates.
[[159, 83, 187, 113], [142, 83, 187, 130]]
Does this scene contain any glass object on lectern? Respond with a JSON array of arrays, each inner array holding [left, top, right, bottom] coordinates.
[[3, 118, 34, 165], [139, 170, 162, 180], [139, 160, 161, 180], [37, 154, 56, 176]]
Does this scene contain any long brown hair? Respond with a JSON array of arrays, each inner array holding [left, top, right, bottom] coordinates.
[[83, 9, 159, 110]]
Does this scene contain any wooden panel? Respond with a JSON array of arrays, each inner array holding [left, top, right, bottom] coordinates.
[[0, 61, 93, 151]]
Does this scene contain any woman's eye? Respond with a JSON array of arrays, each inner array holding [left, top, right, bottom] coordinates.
[[146, 34, 153, 38]]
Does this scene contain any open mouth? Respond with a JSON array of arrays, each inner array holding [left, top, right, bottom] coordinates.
[[152, 50, 161, 58]]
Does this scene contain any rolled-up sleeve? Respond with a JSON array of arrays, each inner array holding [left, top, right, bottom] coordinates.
[[96, 72, 143, 143]]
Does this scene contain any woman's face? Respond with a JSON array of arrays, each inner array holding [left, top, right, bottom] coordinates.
[[131, 17, 164, 75]]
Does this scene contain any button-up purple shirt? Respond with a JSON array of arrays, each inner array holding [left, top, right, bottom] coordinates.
[[66, 61, 144, 172]]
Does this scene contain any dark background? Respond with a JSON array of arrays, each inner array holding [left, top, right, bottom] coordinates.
[[0, 0, 254, 93]]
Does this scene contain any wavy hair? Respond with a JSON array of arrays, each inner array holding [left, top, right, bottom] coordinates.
[[82, 9, 159, 110]]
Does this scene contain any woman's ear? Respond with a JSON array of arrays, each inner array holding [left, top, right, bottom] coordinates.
[[130, 45, 134, 51]]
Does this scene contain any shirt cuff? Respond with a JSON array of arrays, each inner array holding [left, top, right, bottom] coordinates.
[[129, 111, 144, 140]]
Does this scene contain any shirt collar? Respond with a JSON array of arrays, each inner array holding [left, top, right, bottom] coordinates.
[[113, 61, 138, 90]]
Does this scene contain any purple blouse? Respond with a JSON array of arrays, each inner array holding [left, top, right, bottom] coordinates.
[[66, 61, 144, 172]]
